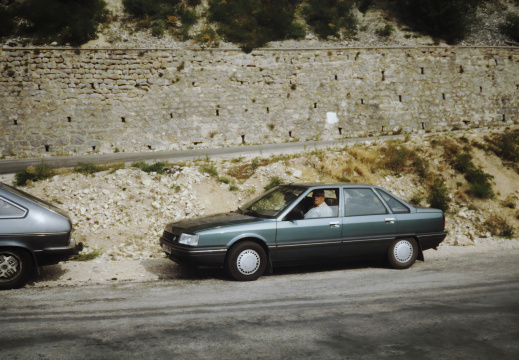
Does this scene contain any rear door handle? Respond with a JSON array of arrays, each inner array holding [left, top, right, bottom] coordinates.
[[329, 221, 340, 228], [385, 218, 395, 223]]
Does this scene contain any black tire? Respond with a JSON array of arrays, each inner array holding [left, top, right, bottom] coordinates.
[[388, 238, 418, 269], [226, 241, 267, 281], [0, 248, 34, 290]]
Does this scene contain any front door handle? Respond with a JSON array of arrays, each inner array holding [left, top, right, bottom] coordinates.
[[329, 221, 340, 228], [385, 218, 395, 224]]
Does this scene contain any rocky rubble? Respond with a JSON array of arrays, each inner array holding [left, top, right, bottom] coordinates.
[[1, 129, 517, 267]]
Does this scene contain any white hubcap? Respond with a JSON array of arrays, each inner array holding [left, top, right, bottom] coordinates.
[[236, 249, 260, 275], [0, 254, 20, 279], [394, 240, 413, 263]]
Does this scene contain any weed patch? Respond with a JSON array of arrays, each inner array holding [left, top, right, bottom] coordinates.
[[132, 161, 169, 174], [74, 163, 106, 175], [484, 215, 515, 238], [72, 247, 102, 261], [264, 176, 284, 191], [15, 162, 55, 186], [427, 177, 450, 211]]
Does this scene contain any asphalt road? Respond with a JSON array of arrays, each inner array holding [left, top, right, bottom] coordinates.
[[1, 249, 518, 359], [0, 136, 402, 175]]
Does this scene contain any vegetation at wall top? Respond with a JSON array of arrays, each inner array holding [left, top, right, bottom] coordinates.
[[122, 0, 198, 39], [208, 0, 305, 52], [0, 0, 108, 46], [1, 0, 518, 50]]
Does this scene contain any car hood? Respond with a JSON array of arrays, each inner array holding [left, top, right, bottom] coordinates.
[[166, 212, 267, 233]]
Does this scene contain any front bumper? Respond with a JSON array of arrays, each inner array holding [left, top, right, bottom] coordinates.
[[160, 237, 227, 268]]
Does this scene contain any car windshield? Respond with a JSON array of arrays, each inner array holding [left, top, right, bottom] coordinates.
[[239, 186, 306, 218]]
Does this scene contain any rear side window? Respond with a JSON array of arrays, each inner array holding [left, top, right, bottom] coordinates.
[[343, 188, 387, 216], [376, 190, 410, 214], [0, 197, 27, 218]]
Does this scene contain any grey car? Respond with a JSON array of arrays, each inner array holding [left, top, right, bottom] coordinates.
[[0, 182, 82, 290], [160, 184, 447, 281]]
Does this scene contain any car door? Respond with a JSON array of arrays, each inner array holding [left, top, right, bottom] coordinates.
[[341, 188, 396, 256], [273, 188, 342, 264]]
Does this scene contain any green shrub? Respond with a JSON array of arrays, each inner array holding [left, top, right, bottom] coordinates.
[[302, 0, 357, 39], [72, 247, 102, 261], [11, 0, 108, 46], [74, 163, 105, 175], [132, 161, 169, 174], [208, 0, 304, 52], [264, 176, 284, 191], [151, 21, 166, 37], [409, 192, 424, 206], [427, 177, 450, 211], [199, 163, 218, 177], [450, 149, 494, 199], [390, 0, 483, 44], [413, 156, 430, 179], [466, 168, 494, 199], [0, 5, 14, 37], [380, 142, 415, 174], [485, 130, 519, 172], [123, 0, 197, 37], [376, 24, 394, 38], [484, 215, 515, 238], [15, 162, 55, 186], [196, 26, 218, 45], [500, 13, 519, 43], [453, 152, 474, 173]]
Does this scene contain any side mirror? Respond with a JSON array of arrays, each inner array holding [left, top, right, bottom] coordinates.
[[284, 209, 304, 221]]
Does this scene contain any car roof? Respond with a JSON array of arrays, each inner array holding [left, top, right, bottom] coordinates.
[[286, 183, 376, 188]]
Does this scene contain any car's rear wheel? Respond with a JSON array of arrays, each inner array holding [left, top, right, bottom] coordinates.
[[388, 238, 418, 269], [0, 248, 33, 290], [226, 241, 267, 281]]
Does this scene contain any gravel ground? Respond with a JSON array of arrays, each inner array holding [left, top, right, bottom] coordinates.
[[27, 236, 519, 288], [1, 128, 517, 289]]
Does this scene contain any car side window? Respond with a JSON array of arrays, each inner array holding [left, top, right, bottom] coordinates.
[[295, 188, 339, 219], [343, 188, 387, 216], [375, 190, 410, 214], [0, 197, 27, 218]]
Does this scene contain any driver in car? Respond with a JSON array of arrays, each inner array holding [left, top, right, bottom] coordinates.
[[304, 189, 333, 219]]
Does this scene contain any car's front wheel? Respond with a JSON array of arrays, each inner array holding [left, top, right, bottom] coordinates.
[[0, 248, 33, 290], [388, 238, 418, 269], [226, 241, 267, 281]]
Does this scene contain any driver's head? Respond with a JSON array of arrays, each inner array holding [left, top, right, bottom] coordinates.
[[312, 189, 325, 206]]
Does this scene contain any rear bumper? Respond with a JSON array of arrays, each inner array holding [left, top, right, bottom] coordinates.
[[35, 238, 83, 265], [160, 238, 227, 268], [417, 232, 447, 251]]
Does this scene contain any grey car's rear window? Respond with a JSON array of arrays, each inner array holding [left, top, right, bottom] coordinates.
[[0, 197, 27, 218], [0, 183, 69, 218]]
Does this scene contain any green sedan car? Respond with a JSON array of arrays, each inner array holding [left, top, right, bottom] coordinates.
[[160, 184, 446, 281]]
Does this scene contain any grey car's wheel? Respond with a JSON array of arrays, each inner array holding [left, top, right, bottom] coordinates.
[[226, 241, 267, 281], [388, 238, 418, 269], [0, 248, 33, 290]]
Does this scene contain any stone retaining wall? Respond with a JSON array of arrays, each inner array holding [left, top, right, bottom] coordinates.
[[1, 46, 518, 157]]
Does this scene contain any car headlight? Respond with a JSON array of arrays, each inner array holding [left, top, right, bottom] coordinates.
[[179, 233, 199, 246]]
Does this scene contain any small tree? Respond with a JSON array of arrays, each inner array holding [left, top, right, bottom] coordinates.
[[302, 0, 357, 39], [391, 0, 483, 44], [208, 0, 304, 52]]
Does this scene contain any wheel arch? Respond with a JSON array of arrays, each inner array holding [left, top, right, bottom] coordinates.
[[0, 244, 38, 269], [226, 236, 270, 257]]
